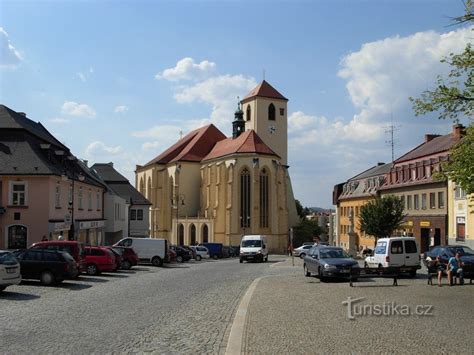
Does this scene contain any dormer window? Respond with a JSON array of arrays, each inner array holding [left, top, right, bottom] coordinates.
[[268, 103, 275, 121]]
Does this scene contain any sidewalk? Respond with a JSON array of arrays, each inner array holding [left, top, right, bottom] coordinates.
[[240, 257, 474, 354]]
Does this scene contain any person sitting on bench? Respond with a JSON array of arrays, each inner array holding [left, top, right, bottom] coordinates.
[[447, 252, 464, 286], [431, 256, 446, 287]]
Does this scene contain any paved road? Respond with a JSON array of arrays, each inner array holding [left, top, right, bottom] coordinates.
[[0, 256, 287, 354]]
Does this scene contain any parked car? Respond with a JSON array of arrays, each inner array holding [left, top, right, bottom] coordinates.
[[111, 246, 139, 270], [229, 246, 240, 257], [13, 249, 78, 285], [424, 245, 474, 278], [170, 246, 192, 263], [104, 247, 122, 271], [222, 246, 230, 258], [0, 250, 22, 292], [84, 247, 116, 275], [30, 240, 86, 274], [303, 246, 360, 281], [114, 237, 167, 267], [240, 235, 268, 263], [364, 237, 421, 277], [190, 246, 210, 261], [293, 244, 314, 258], [182, 246, 197, 260], [167, 248, 177, 263], [202, 243, 223, 259]]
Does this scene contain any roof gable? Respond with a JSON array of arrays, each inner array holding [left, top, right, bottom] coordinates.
[[395, 133, 458, 163], [242, 80, 288, 102]]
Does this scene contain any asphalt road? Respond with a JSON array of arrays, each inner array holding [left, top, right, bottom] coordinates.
[[0, 257, 286, 354]]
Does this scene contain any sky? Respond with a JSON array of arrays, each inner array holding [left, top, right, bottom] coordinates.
[[1, 0, 472, 208]]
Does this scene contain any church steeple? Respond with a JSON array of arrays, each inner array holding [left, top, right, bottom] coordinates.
[[232, 98, 245, 139]]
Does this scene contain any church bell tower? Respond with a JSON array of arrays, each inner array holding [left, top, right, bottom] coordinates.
[[232, 101, 245, 139]]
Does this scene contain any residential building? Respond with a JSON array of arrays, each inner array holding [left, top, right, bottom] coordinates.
[[448, 181, 473, 248], [0, 105, 106, 248], [135, 80, 298, 253], [380, 124, 465, 252], [335, 162, 392, 254], [91, 163, 151, 244]]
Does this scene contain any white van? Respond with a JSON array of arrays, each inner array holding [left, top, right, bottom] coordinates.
[[114, 237, 167, 267], [364, 237, 421, 276], [239, 235, 268, 263]]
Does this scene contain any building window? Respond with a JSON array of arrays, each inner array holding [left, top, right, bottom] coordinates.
[[202, 224, 209, 243], [407, 195, 412, 210], [414, 195, 419, 210], [280, 108, 285, 115], [259, 169, 269, 228], [425, 165, 431, 178], [268, 103, 276, 121], [429, 193, 436, 209], [421, 193, 427, 210], [240, 168, 251, 228], [10, 182, 26, 206], [438, 191, 445, 208], [455, 186, 466, 199], [96, 192, 100, 210], [88, 190, 92, 210], [411, 168, 417, 180], [137, 209, 143, 221], [190, 224, 196, 245], [246, 105, 251, 121], [7, 225, 27, 249], [55, 185, 61, 208], [456, 217, 465, 241], [78, 187, 83, 209]]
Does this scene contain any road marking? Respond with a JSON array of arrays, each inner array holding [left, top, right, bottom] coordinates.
[[225, 277, 262, 355], [269, 258, 290, 268]]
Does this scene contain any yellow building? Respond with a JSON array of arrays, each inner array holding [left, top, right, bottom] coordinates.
[[135, 81, 298, 253], [448, 180, 474, 248]]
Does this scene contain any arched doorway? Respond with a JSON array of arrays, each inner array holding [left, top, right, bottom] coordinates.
[[8, 225, 27, 249], [190, 224, 196, 245], [178, 224, 184, 245], [202, 224, 209, 243]]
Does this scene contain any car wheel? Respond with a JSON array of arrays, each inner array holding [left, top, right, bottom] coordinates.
[[87, 264, 98, 275], [40, 271, 55, 285], [0, 286, 6, 292], [318, 267, 325, 282], [300, 253, 306, 259], [177, 256, 183, 263], [152, 256, 163, 267], [196, 255, 202, 261], [213, 255, 218, 260], [122, 260, 132, 270], [265, 256, 268, 262], [304, 264, 311, 277]]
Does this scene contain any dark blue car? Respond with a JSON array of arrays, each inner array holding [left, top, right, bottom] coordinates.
[[202, 243, 223, 259]]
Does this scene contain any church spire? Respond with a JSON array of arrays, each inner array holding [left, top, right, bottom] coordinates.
[[232, 97, 245, 139]]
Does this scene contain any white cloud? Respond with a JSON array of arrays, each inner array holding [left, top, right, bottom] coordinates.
[[49, 117, 70, 124], [61, 101, 96, 118], [0, 27, 22, 68], [114, 105, 129, 113], [85, 141, 123, 157], [155, 57, 217, 81], [76, 67, 93, 82]]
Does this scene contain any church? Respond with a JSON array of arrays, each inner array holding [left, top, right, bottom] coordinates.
[[135, 80, 298, 253]]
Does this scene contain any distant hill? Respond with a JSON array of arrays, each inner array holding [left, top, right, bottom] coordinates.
[[308, 207, 335, 214]]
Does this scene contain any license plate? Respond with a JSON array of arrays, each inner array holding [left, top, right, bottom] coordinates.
[[6, 268, 17, 274], [342, 268, 350, 273]]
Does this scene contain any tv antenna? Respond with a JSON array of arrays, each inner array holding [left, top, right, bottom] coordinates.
[[385, 111, 401, 162]]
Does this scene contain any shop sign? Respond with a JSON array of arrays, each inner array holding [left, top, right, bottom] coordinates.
[[457, 217, 466, 224], [420, 221, 431, 227], [79, 220, 105, 229], [52, 222, 71, 231]]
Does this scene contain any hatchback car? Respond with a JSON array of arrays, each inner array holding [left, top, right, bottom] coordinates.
[[190, 246, 210, 261], [84, 247, 116, 275], [303, 246, 360, 281], [30, 240, 86, 274], [13, 249, 78, 285], [111, 246, 139, 270], [294, 244, 315, 258], [170, 246, 192, 263], [0, 250, 22, 292]]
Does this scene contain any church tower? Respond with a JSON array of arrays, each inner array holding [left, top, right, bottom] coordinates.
[[240, 80, 288, 165], [232, 101, 245, 138]]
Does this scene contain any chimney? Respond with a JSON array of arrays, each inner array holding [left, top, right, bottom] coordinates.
[[424, 134, 440, 143], [377, 162, 385, 166], [453, 124, 465, 139]]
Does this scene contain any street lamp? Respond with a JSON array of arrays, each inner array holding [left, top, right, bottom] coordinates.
[[62, 158, 85, 241]]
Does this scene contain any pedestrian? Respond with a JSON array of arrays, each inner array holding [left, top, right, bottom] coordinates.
[[431, 255, 446, 287], [58, 233, 64, 241], [447, 252, 464, 286], [41, 235, 48, 241]]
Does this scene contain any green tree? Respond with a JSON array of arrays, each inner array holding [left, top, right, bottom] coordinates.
[[359, 196, 406, 243], [292, 219, 324, 247], [410, 1, 473, 193]]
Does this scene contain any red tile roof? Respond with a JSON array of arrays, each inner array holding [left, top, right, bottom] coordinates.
[[242, 80, 288, 102], [144, 124, 226, 166], [395, 133, 460, 163], [203, 130, 278, 161]]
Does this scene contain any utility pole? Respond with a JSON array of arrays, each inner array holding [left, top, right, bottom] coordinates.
[[385, 112, 401, 162]]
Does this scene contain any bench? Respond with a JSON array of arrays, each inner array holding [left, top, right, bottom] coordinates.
[[349, 266, 401, 287]]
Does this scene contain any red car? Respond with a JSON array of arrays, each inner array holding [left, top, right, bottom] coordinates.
[[111, 246, 139, 270], [84, 246, 116, 275], [105, 247, 122, 271], [30, 240, 86, 274]]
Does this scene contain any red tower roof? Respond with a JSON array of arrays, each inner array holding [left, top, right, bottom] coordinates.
[[242, 80, 288, 102]]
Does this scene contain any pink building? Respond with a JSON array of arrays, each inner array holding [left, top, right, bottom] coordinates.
[[0, 105, 107, 249]]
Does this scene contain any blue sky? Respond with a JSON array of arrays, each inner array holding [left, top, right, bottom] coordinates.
[[1, 0, 472, 208]]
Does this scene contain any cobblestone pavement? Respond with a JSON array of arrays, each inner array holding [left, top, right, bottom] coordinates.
[[244, 257, 474, 354], [0, 256, 287, 354]]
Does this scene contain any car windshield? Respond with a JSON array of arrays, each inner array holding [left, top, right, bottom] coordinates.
[[375, 242, 387, 254], [447, 246, 474, 256], [0, 252, 18, 265], [319, 249, 348, 259], [242, 240, 262, 247]]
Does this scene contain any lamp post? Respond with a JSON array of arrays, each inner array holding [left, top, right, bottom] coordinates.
[[171, 194, 185, 245], [63, 159, 85, 241]]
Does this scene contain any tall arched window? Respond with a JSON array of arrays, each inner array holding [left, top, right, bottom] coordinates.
[[268, 103, 275, 121], [202, 224, 209, 243], [259, 168, 269, 228], [8, 225, 27, 249], [139, 177, 145, 195], [240, 168, 251, 228], [147, 177, 152, 199], [190, 224, 196, 245], [246, 105, 251, 121], [178, 224, 184, 245]]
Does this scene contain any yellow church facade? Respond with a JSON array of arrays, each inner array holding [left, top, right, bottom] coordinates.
[[135, 81, 297, 253]]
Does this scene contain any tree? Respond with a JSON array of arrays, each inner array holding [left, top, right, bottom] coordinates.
[[292, 219, 324, 247], [359, 196, 406, 243], [410, 1, 474, 193]]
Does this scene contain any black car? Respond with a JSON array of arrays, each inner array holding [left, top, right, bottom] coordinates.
[[13, 249, 78, 285], [303, 246, 360, 281], [424, 245, 474, 278], [170, 246, 192, 263]]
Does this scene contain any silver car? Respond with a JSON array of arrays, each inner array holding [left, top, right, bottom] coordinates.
[[0, 250, 22, 292]]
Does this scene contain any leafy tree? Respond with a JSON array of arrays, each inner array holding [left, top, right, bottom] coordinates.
[[359, 196, 405, 243], [295, 199, 305, 219], [292, 219, 324, 247]]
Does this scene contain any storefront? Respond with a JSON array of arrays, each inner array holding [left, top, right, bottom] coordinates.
[[48, 221, 72, 240], [396, 216, 447, 253], [76, 220, 106, 246]]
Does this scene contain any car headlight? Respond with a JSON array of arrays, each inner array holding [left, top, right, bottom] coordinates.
[[257, 250, 262, 254], [324, 264, 337, 270]]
